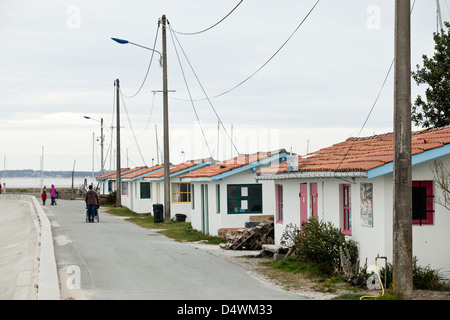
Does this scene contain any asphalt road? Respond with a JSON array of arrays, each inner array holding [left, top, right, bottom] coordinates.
[[45, 199, 306, 300]]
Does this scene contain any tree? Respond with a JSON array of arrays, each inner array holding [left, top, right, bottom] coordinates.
[[411, 21, 450, 128], [431, 160, 450, 212]]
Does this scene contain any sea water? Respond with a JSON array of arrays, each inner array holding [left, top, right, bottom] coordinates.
[[1, 177, 96, 189]]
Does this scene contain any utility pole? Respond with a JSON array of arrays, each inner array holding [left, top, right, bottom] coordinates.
[[115, 79, 122, 207], [100, 117, 104, 175], [162, 14, 171, 222], [436, 0, 444, 33], [393, 0, 413, 299]]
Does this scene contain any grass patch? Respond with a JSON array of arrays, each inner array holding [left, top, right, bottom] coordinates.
[[101, 205, 226, 245]]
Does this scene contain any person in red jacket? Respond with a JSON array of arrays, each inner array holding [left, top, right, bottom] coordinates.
[[41, 190, 47, 205]]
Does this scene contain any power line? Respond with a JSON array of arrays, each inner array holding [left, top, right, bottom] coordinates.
[[119, 88, 147, 166], [169, 0, 320, 102], [171, 0, 244, 35], [120, 20, 161, 98], [334, 0, 417, 172], [168, 21, 240, 156], [168, 22, 215, 160]]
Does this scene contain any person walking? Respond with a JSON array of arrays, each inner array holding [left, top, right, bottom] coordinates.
[[50, 184, 57, 205], [85, 185, 99, 223], [41, 189, 47, 205]]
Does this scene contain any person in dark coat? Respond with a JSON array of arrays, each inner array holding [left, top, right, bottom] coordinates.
[[85, 185, 99, 222]]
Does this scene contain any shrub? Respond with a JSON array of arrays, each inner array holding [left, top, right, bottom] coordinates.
[[291, 217, 359, 276], [378, 257, 449, 291], [106, 191, 116, 205]]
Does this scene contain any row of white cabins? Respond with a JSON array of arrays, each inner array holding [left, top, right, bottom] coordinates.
[[97, 125, 450, 277]]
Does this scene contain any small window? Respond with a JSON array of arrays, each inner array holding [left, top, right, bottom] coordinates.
[[227, 184, 262, 214], [216, 184, 220, 214], [172, 182, 191, 203], [412, 181, 434, 225], [122, 182, 128, 196], [340, 184, 351, 235], [140, 182, 151, 199], [276, 184, 283, 223], [191, 184, 195, 209]]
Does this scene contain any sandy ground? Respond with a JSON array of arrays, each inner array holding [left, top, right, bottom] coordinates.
[[188, 243, 450, 300]]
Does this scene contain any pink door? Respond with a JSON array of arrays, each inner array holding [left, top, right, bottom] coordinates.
[[310, 183, 318, 217], [299, 183, 308, 227]]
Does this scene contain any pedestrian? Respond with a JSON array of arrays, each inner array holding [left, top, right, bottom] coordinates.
[[85, 185, 99, 223], [0, 183, 2, 194], [50, 184, 57, 205], [41, 189, 47, 205]]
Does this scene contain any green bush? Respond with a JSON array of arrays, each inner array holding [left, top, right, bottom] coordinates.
[[106, 191, 116, 205], [292, 217, 359, 276], [379, 257, 449, 291]]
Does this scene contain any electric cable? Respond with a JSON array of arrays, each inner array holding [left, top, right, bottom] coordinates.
[[334, 0, 417, 173], [171, 0, 244, 35], [120, 20, 161, 98], [168, 23, 215, 160], [169, 0, 320, 102], [168, 21, 240, 156], [119, 88, 148, 166], [135, 91, 157, 137]]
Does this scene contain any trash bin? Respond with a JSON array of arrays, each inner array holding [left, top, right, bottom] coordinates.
[[153, 204, 164, 223], [175, 213, 187, 222]]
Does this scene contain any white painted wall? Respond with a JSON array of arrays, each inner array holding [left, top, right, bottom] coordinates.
[[190, 168, 277, 236], [271, 155, 450, 276]]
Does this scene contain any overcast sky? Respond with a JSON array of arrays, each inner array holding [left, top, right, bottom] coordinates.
[[1, 0, 448, 172]]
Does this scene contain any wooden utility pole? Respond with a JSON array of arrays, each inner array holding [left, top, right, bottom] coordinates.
[[436, 0, 444, 33], [100, 117, 104, 175], [393, 0, 413, 299], [162, 15, 171, 222], [115, 79, 122, 207]]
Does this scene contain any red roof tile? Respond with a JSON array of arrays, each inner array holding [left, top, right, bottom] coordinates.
[[180, 149, 286, 178], [143, 158, 213, 179], [122, 165, 164, 179], [96, 168, 131, 180], [259, 125, 450, 175]]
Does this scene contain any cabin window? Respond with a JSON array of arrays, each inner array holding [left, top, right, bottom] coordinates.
[[412, 181, 434, 225], [122, 182, 128, 196], [340, 184, 351, 235], [216, 184, 221, 214], [140, 182, 151, 199], [276, 184, 283, 223], [172, 182, 191, 203], [227, 184, 262, 214]]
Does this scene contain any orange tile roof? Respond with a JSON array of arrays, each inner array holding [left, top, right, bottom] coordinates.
[[180, 149, 287, 178], [96, 168, 130, 180], [122, 165, 164, 179], [97, 167, 146, 180], [143, 158, 213, 179], [258, 125, 450, 175]]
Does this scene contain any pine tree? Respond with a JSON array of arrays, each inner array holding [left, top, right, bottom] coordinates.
[[411, 22, 450, 128]]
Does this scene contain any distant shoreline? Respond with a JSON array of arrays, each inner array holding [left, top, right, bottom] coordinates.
[[0, 169, 103, 179]]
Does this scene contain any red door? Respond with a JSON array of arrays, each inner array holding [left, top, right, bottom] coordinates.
[[299, 183, 308, 227], [310, 183, 318, 217]]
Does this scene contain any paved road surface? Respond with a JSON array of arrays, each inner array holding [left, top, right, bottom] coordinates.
[[45, 199, 306, 300]]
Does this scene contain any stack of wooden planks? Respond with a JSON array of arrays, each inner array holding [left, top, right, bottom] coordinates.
[[219, 220, 274, 250]]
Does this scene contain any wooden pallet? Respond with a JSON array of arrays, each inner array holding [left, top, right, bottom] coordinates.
[[219, 220, 274, 250]]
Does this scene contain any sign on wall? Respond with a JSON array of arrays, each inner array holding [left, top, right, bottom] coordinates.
[[360, 183, 373, 227]]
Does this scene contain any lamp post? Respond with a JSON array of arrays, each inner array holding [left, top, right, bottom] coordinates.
[[84, 116, 105, 175], [112, 15, 171, 222]]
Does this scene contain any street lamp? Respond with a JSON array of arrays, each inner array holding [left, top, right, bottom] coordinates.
[[112, 15, 172, 222], [84, 116, 105, 175], [111, 37, 163, 67]]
